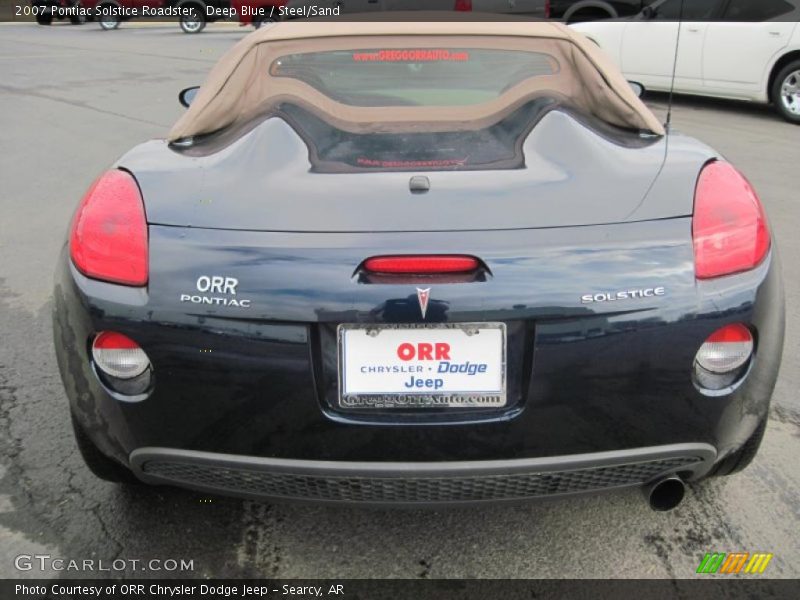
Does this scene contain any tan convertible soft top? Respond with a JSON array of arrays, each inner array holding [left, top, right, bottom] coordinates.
[[168, 19, 665, 141]]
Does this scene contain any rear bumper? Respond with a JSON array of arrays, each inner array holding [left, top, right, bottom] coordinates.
[[131, 444, 716, 506], [53, 218, 784, 481]]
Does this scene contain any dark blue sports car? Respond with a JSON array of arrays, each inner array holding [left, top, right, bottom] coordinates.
[[53, 20, 784, 510]]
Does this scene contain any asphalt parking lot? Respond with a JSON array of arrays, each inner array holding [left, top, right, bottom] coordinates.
[[0, 22, 799, 580]]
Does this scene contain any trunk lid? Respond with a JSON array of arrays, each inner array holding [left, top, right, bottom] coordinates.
[[120, 110, 712, 233]]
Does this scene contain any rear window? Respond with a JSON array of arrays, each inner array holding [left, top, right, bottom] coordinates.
[[270, 48, 560, 107]]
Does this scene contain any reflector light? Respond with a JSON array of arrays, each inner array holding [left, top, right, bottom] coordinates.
[[693, 161, 770, 279], [364, 255, 479, 274], [695, 323, 753, 375], [92, 331, 150, 380], [454, 0, 472, 11], [70, 170, 148, 286]]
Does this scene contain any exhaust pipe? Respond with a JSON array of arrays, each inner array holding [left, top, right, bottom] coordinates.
[[643, 475, 686, 511]]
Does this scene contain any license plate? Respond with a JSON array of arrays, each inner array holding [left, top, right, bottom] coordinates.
[[337, 323, 506, 409]]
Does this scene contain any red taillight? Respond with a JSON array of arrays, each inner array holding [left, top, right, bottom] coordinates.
[[692, 161, 770, 280], [454, 0, 472, 11], [706, 322, 752, 344], [364, 255, 479, 274], [545, 0, 551, 18], [93, 331, 141, 350], [70, 170, 148, 286]]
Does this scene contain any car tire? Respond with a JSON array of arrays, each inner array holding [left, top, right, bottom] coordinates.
[[71, 413, 140, 484], [772, 60, 800, 124], [180, 12, 206, 34], [708, 418, 768, 477], [98, 14, 120, 30], [68, 1, 86, 23], [565, 8, 613, 24], [35, 13, 53, 25]]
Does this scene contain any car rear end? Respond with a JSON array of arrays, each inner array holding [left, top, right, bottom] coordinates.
[[53, 26, 784, 508]]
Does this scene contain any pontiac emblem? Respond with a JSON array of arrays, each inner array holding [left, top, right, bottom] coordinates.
[[416, 288, 431, 319]]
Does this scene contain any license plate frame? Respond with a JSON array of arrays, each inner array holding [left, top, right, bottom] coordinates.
[[336, 322, 507, 410]]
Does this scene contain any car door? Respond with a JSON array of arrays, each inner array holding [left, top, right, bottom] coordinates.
[[620, 20, 683, 90], [701, 0, 799, 98], [619, 0, 723, 92]]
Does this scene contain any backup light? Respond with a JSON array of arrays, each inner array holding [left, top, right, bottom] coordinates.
[[694, 323, 754, 391], [92, 331, 150, 380], [70, 170, 148, 286]]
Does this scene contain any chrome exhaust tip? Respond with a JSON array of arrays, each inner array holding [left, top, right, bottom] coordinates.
[[643, 475, 686, 511]]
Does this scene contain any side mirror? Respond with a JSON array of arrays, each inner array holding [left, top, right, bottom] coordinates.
[[628, 81, 646, 98], [641, 5, 655, 20], [178, 86, 200, 108]]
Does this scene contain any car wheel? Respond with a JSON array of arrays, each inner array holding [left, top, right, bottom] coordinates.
[[566, 8, 613, 24], [98, 14, 120, 30], [71, 413, 140, 484], [35, 13, 53, 25], [773, 60, 800, 124], [68, 1, 86, 23], [180, 13, 206, 34], [708, 418, 768, 477]]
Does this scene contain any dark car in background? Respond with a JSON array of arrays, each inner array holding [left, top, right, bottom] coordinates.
[[86, 0, 231, 33]]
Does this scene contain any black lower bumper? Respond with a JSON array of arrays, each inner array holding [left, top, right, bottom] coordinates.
[[131, 444, 716, 506]]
